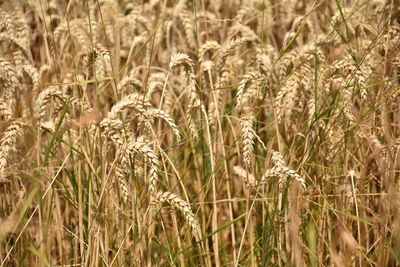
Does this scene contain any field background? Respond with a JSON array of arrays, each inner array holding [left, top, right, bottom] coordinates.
[[1, 0, 400, 266]]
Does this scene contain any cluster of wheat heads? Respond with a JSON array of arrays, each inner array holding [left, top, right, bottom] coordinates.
[[1, 0, 400, 266]]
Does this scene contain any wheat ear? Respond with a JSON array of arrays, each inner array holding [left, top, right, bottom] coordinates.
[[153, 191, 199, 235], [0, 120, 26, 180], [124, 138, 160, 194]]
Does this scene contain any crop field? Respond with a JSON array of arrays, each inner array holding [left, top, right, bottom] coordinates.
[[0, 0, 400, 266]]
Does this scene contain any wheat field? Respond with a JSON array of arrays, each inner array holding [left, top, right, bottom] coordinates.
[[0, 0, 399, 266]]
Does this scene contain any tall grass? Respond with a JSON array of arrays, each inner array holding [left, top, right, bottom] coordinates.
[[0, 0, 400, 266]]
